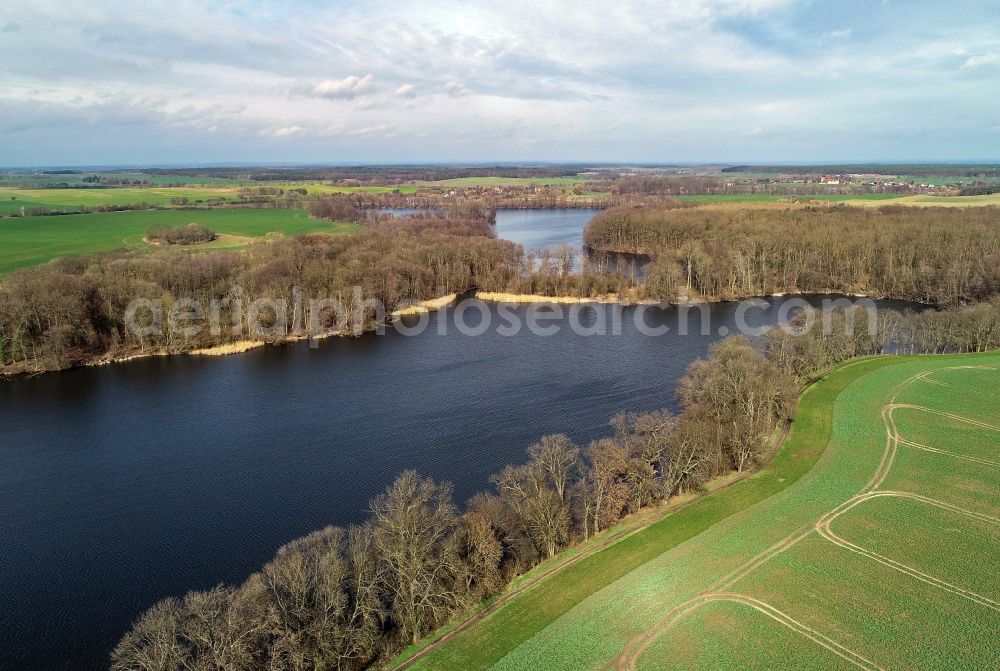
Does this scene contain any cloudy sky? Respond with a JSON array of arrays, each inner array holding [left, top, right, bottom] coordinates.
[[1, 0, 998, 166]]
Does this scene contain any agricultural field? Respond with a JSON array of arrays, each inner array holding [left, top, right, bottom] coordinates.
[[0, 186, 243, 215], [672, 192, 1000, 207], [673, 194, 908, 204], [400, 354, 1000, 670], [0, 209, 360, 274], [0, 171, 247, 187]]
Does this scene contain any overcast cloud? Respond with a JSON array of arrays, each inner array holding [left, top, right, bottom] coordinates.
[[0, 0, 997, 165]]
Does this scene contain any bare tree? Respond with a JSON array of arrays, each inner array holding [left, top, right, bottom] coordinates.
[[582, 438, 629, 534], [493, 463, 570, 559], [527, 434, 580, 501], [370, 471, 462, 645]]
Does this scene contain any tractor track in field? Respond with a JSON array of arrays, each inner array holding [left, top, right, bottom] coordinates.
[[887, 403, 1000, 432], [816, 492, 1000, 611], [609, 364, 999, 670], [610, 592, 885, 671], [898, 438, 1000, 467]]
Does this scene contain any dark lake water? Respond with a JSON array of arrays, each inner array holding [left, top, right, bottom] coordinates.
[[0, 295, 916, 669]]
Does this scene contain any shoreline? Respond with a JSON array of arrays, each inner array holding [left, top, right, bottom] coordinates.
[[474, 291, 662, 305], [390, 293, 458, 316], [3, 289, 930, 378], [65, 294, 461, 370]]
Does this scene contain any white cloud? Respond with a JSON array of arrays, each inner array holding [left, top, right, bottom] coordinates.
[[962, 53, 1000, 69], [266, 125, 303, 137], [0, 0, 997, 163], [294, 74, 375, 99], [820, 27, 853, 43], [348, 123, 394, 137], [442, 81, 468, 97]]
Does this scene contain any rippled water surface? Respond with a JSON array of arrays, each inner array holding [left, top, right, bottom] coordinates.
[[0, 208, 915, 668]]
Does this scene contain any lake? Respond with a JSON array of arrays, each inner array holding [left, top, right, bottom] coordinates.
[[385, 207, 635, 273], [0, 294, 916, 669], [384, 207, 597, 254]]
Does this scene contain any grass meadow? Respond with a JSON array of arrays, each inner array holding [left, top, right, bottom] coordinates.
[[0, 209, 360, 274], [400, 354, 1000, 671]]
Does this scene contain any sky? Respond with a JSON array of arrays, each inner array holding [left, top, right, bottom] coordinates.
[[0, 0, 998, 166]]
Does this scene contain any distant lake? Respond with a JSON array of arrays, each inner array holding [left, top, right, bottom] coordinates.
[[0, 294, 917, 669], [381, 208, 433, 218], [383, 207, 595, 251], [382, 207, 599, 256], [383, 207, 616, 271], [493, 208, 597, 254]]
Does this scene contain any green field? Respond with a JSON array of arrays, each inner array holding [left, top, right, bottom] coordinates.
[[672, 192, 1000, 207], [0, 186, 244, 215], [675, 193, 907, 204], [399, 354, 1000, 670], [0, 171, 247, 187], [0, 209, 360, 274]]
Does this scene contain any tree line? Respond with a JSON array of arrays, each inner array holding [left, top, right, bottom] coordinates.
[[584, 203, 1000, 305], [110, 335, 795, 671], [146, 223, 218, 245], [764, 300, 1000, 381]]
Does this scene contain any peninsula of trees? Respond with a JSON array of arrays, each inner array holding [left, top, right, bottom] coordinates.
[[4, 202, 1000, 374]]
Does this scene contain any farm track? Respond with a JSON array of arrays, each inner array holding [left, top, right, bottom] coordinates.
[[612, 592, 885, 671], [611, 364, 999, 670]]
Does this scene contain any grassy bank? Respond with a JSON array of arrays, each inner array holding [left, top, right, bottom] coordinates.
[[396, 356, 907, 670]]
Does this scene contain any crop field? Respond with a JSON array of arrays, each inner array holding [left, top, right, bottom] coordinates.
[[0, 209, 360, 274], [401, 354, 999, 670], [0, 172, 247, 187], [674, 194, 909, 204], [881, 193, 1000, 207], [0, 186, 243, 215], [0, 184, 434, 215], [674, 193, 1000, 207]]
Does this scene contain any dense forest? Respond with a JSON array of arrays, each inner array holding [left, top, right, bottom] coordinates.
[[585, 204, 1000, 305], [110, 336, 796, 671]]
